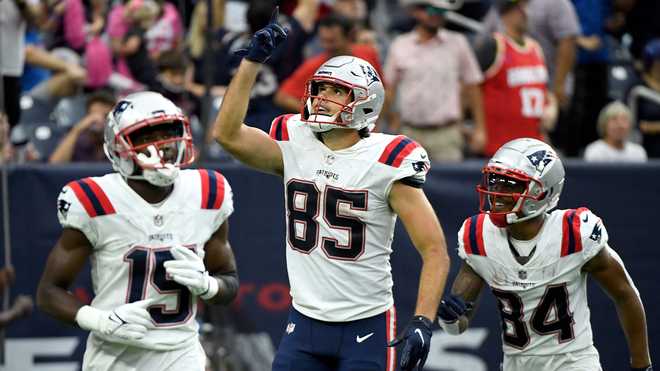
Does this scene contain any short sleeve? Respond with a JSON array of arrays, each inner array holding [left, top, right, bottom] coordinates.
[[547, 0, 581, 40], [456, 219, 470, 262], [458, 34, 484, 85], [56, 184, 98, 245], [212, 176, 234, 231], [383, 37, 403, 86], [578, 208, 609, 263], [379, 136, 430, 194]]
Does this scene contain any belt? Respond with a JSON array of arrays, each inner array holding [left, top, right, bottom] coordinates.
[[402, 120, 459, 129]]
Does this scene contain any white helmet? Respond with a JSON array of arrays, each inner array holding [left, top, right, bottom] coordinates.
[[103, 92, 195, 187], [477, 138, 565, 227], [301, 56, 385, 133]]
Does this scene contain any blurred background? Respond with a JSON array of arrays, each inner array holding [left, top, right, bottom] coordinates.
[[0, 0, 659, 369]]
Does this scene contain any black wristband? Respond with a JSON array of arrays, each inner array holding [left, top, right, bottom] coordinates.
[[631, 365, 653, 371], [412, 315, 433, 329]]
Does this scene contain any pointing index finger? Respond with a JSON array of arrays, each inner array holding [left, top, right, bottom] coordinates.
[[269, 6, 279, 24]]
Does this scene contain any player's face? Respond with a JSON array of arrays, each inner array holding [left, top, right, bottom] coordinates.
[[487, 174, 527, 213], [129, 122, 183, 163], [312, 82, 352, 117]]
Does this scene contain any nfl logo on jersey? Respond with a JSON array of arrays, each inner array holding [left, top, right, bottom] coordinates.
[[154, 215, 164, 226], [518, 270, 527, 280]]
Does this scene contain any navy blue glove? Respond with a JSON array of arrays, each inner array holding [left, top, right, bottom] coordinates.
[[236, 7, 287, 63], [631, 366, 653, 371], [388, 316, 433, 371], [437, 294, 469, 323]]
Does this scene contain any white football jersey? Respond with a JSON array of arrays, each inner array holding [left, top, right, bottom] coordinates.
[[457, 208, 608, 355], [269, 114, 430, 322], [56, 169, 233, 350]]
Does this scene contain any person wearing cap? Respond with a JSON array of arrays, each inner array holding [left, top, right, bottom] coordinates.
[[476, 0, 556, 157], [381, 0, 486, 161]]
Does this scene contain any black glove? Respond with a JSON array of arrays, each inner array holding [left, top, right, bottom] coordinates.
[[388, 315, 433, 370], [437, 294, 469, 323], [236, 6, 287, 63], [631, 366, 653, 371]]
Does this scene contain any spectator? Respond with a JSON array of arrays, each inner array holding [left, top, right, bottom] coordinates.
[[122, 0, 163, 91], [567, 0, 612, 156], [1, 0, 38, 128], [478, 0, 556, 157], [0, 266, 33, 329], [107, 0, 182, 83], [483, 0, 580, 154], [483, 0, 580, 107], [0, 113, 10, 164], [382, 0, 485, 161], [626, 38, 660, 158], [158, 51, 194, 115], [49, 90, 116, 163], [144, 0, 184, 60], [584, 101, 647, 162], [274, 12, 382, 113], [22, 34, 87, 103], [187, 0, 316, 134]]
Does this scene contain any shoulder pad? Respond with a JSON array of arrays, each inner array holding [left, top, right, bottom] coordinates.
[[560, 207, 608, 258], [269, 114, 295, 141], [198, 169, 229, 210], [64, 178, 116, 218], [378, 135, 426, 168], [458, 214, 488, 259]]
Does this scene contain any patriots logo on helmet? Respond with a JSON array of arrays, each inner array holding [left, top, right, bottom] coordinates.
[[58, 199, 71, 219], [526, 150, 553, 172], [589, 223, 603, 243], [112, 100, 132, 121], [360, 64, 380, 85], [412, 161, 429, 173]]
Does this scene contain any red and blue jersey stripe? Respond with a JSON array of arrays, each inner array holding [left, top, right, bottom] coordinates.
[[463, 214, 487, 256], [199, 169, 225, 210], [561, 208, 586, 256], [378, 135, 420, 168], [67, 178, 116, 217], [269, 114, 293, 141]]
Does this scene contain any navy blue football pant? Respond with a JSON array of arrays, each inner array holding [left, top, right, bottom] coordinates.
[[272, 307, 397, 371]]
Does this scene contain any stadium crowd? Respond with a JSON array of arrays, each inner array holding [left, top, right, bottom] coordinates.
[[1, 0, 660, 164]]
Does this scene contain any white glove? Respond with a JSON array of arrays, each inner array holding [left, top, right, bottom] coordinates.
[[75, 299, 155, 341], [164, 245, 218, 300]]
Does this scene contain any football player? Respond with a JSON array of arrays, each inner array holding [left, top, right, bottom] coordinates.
[[437, 138, 652, 371], [37, 92, 239, 370], [213, 8, 450, 371]]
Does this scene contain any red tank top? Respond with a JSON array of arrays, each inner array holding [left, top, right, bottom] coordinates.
[[483, 33, 548, 156]]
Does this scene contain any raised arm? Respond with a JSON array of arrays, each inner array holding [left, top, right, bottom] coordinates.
[[583, 247, 652, 369], [212, 8, 287, 175]]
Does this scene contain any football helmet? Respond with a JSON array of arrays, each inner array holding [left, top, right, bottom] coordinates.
[[103, 92, 195, 187], [477, 138, 565, 227], [301, 56, 384, 132]]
